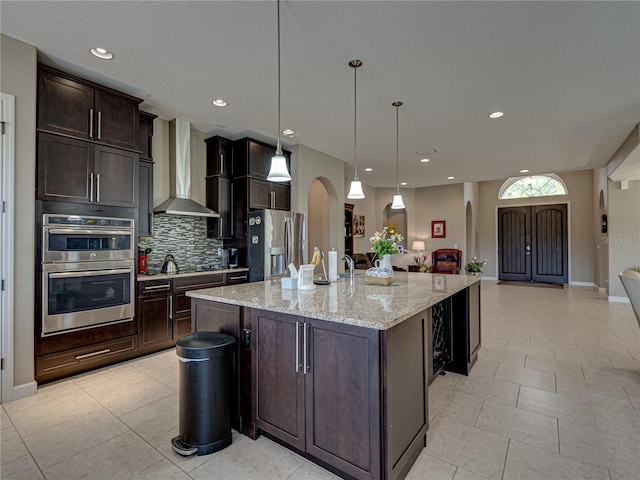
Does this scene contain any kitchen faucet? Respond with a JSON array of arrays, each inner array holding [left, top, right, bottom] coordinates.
[[341, 255, 354, 278]]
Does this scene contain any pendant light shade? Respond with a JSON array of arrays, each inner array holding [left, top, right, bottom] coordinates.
[[391, 101, 405, 209], [267, 0, 292, 182], [347, 59, 365, 200]]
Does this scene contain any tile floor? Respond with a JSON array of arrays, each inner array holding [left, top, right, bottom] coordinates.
[[1, 282, 639, 480]]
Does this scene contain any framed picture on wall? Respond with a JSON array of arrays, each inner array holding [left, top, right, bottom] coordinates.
[[353, 215, 365, 237], [432, 220, 446, 238]]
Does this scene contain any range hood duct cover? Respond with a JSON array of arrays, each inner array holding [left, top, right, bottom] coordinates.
[[153, 119, 219, 218]]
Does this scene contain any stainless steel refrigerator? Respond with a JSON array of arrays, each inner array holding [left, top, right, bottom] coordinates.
[[247, 210, 305, 283]]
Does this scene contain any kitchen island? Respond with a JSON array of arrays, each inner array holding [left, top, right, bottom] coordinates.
[[187, 272, 481, 480]]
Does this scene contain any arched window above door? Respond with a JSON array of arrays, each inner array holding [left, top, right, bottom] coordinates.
[[498, 174, 567, 199]]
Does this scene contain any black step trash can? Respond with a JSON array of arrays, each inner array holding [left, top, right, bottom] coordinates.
[[171, 331, 236, 456]]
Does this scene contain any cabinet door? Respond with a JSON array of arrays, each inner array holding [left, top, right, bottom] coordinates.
[[38, 69, 94, 140], [253, 312, 305, 451], [271, 184, 290, 210], [38, 133, 93, 203], [95, 145, 138, 207], [248, 178, 271, 209], [138, 293, 172, 351], [95, 90, 139, 150], [305, 320, 381, 479], [206, 136, 233, 176], [138, 160, 153, 236], [206, 176, 233, 238], [248, 141, 272, 179], [138, 112, 156, 160]]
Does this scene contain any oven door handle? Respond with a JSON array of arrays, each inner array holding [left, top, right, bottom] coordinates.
[[46, 228, 133, 236], [48, 268, 132, 279]]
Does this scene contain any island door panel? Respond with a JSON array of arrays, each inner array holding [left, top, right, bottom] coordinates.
[[253, 313, 305, 451], [306, 322, 381, 480]]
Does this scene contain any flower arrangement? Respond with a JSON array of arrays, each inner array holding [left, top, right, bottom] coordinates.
[[370, 226, 404, 259], [413, 253, 431, 272], [466, 257, 488, 274]]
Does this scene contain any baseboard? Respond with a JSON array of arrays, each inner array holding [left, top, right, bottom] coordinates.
[[9, 380, 38, 402], [608, 296, 630, 304], [570, 281, 596, 287]]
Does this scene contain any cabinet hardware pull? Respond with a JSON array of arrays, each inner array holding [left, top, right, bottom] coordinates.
[[229, 275, 246, 281], [76, 348, 110, 360], [89, 172, 94, 202], [220, 153, 224, 173], [295, 321, 300, 373], [50, 268, 131, 279], [97, 111, 102, 140], [89, 109, 94, 138], [143, 284, 171, 291], [303, 322, 309, 374], [96, 173, 101, 203], [230, 182, 234, 236], [169, 295, 173, 320]]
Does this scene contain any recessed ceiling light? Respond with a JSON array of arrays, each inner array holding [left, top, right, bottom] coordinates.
[[364, 168, 373, 172], [420, 158, 430, 163], [447, 176, 455, 180], [520, 169, 530, 173], [282, 129, 295, 135], [400, 182, 407, 186], [90, 47, 113, 60], [212, 99, 228, 107], [488, 111, 504, 119]]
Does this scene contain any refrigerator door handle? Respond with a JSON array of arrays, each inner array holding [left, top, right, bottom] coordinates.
[[284, 216, 290, 269]]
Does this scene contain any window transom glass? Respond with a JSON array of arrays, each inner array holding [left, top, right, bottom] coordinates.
[[499, 174, 567, 199]]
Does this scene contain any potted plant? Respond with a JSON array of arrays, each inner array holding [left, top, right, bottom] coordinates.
[[466, 257, 487, 275], [367, 226, 404, 284], [619, 266, 640, 328]]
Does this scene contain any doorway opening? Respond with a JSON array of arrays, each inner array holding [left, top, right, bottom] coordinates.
[[465, 201, 474, 264], [382, 204, 407, 239], [497, 204, 568, 284], [307, 177, 339, 261]]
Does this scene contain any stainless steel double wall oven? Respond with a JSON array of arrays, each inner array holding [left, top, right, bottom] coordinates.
[[41, 214, 135, 336]]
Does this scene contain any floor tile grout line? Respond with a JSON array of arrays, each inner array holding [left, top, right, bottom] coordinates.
[[500, 438, 510, 480]]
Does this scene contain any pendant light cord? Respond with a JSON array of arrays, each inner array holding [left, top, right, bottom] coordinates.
[[275, 0, 283, 155], [353, 63, 359, 180], [395, 103, 399, 194]]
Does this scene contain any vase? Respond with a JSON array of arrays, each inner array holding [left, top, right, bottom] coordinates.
[[366, 254, 394, 285]]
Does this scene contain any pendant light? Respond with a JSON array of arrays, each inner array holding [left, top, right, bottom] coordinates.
[[267, 0, 292, 182], [347, 59, 365, 199], [391, 101, 406, 209]]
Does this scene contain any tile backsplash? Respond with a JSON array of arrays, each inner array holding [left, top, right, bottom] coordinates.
[[138, 215, 223, 272]]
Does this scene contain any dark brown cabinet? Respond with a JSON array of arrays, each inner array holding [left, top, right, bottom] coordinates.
[[248, 178, 290, 210], [138, 112, 157, 237], [449, 283, 481, 375], [38, 132, 138, 207], [206, 176, 233, 239], [205, 135, 233, 176], [38, 66, 140, 150], [137, 280, 173, 353], [173, 275, 226, 339], [253, 309, 383, 480], [234, 138, 277, 179]]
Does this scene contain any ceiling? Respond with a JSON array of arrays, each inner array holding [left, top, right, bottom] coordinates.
[[2, 1, 639, 188]]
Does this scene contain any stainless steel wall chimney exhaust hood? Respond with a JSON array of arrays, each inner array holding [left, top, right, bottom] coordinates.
[[154, 119, 220, 218]]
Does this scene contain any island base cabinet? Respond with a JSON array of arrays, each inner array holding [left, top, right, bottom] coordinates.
[[253, 309, 381, 479]]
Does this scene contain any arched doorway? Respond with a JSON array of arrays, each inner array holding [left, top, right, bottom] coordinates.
[[466, 201, 473, 263], [598, 190, 608, 292], [382, 204, 407, 239]]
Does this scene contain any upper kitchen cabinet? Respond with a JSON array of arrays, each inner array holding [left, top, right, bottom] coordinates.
[[233, 137, 290, 182], [205, 136, 233, 176], [138, 112, 157, 236], [38, 132, 138, 207], [38, 66, 141, 151]]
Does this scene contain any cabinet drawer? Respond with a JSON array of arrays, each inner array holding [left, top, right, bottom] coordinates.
[[173, 274, 225, 292], [37, 336, 137, 375], [138, 279, 172, 296], [226, 272, 249, 285]]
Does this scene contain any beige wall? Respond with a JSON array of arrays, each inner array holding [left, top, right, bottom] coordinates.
[[414, 183, 465, 255], [290, 144, 345, 260], [1, 34, 37, 391], [607, 179, 640, 298], [478, 170, 595, 282]]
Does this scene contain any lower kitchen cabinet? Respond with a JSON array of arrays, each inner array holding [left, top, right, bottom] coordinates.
[[137, 279, 173, 353], [252, 309, 385, 480], [173, 274, 226, 339]]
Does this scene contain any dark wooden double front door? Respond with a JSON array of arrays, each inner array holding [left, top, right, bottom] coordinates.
[[498, 204, 568, 284]]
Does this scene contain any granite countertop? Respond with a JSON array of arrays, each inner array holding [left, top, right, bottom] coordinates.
[[187, 272, 480, 330], [137, 267, 249, 281]]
